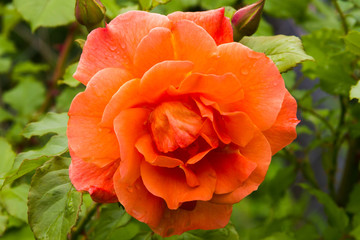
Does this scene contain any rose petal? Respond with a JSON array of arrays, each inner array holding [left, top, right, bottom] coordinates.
[[215, 42, 286, 130], [113, 169, 165, 227], [74, 11, 171, 84], [176, 72, 244, 104], [168, 8, 233, 45], [113, 108, 150, 184], [140, 161, 216, 210], [172, 20, 218, 72], [69, 148, 119, 203], [208, 151, 257, 194], [101, 78, 145, 127], [134, 27, 175, 76], [139, 60, 194, 103], [211, 131, 271, 204], [154, 201, 232, 237], [223, 111, 257, 147], [69, 68, 134, 117], [135, 134, 184, 168], [263, 90, 299, 155], [149, 101, 203, 153]]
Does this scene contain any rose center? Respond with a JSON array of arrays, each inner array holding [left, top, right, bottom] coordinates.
[[149, 101, 203, 153]]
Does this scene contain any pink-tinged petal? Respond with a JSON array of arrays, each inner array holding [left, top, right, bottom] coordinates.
[[211, 131, 271, 204], [67, 116, 119, 167], [69, 148, 119, 203], [168, 8, 233, 45], [171, 20, 218, 72], [215, 42, 286, 130], [263, 91, 299, 155], [176, 72, 244, 104], [134, 27, 175, 76], [139, 61, 193, 103], [149, 101, 203, 153], [101, 78, 145, 127], [140, 161, 216, 210], [113, 169, 165, 227], [74, 11, 171, 84], [223, 111, 257, 147], [135, 134, 184, 168], [208, 151, 257, 194], [154, 201, 232, 237], [113, 108, 150, 184], [69, 68, 134, 117]]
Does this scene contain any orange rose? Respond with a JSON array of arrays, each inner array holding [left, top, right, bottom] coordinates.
[[67, 8, 299, 237]]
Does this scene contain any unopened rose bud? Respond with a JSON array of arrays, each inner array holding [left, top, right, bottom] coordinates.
[[232, 0, 265, 40], [75, 0, 106, 32]]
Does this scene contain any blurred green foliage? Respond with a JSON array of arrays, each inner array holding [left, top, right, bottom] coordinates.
[[1, 0, 360, 239]]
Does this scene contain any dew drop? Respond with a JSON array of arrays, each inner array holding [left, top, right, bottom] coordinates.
[[241, 68, 249, 75]]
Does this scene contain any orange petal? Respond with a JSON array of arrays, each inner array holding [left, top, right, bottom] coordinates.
[[168, 8, 233, 45], [67, 116, 119, 167], [113, 169, 165, 227], [177, 72, 243, 104], [140, 161, 216, 209], [199, 118, 219, 148], [101, 78, 145, 127], [223, 111, 257, 147], [134, 27, 175, 76], [69, 68, 134, 118], [211, 131, 271, 204], [74, 11, 171, 84], [172, 20, 218, 72], [113, 108, 150, 184], [153, 201, 232, 237], [263, 90, 299, 155], [149, 101, 203, 153], [69, 148, 119, 203], [215, 43, 286, 130], [208, 151, 257, 194], [135, 134, 184, 168], [139, 60, 193, 103]]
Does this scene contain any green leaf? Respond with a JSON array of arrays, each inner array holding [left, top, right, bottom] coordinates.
[[58, 62, 80, 87], [186, 223, 239, 240], [240, 35, 314, 73], [23, 112, 68, 138], [28, 157, 82, 240], [350, 80, 360, 100], [344, 31, 360, 56], [2, 135, 68, 187], [3, 79, 45, 117], [0, 57, 12, 74], [0, 184, 30, 222], [0, 226, 35, 240], [0, 35, 16, 55], [139, 0, 152, 10], [200, 0, 236, 10], [245, 0, 310, 22], [0, 214, 8, 236], [346, 184, 360, 213], [13, 0, 76, 31], [302, 29, 356, 95], [0, 138, 16, 184], [89, 204, 133, 240], [55, 87, 84, 112], [301, 184, 349, 231], [0, 108, 13, 122]]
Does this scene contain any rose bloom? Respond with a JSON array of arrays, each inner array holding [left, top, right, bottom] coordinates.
[[67, 8, 299, 237]]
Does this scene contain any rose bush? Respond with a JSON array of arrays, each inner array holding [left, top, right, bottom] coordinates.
[[67, 8, 299, 237]]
